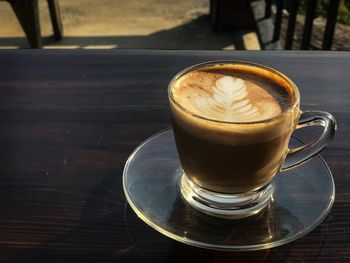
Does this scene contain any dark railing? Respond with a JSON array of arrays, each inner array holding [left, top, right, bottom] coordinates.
[[285, 0, 299, 49], [268, 0, 341, 50]]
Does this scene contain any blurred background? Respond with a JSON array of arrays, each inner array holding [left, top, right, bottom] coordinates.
[[0, 0, 349, 50]]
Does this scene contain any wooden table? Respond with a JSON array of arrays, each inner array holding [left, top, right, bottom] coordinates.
[[0, 50, 349, 262]]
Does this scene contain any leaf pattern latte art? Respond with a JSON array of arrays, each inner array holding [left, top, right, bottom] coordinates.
[[194, 76, 259, 121]]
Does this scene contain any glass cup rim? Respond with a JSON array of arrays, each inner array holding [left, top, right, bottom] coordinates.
[[168, 60, 300, 125]]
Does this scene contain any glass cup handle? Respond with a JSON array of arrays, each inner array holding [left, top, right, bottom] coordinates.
[[282, 111, 337, 171]]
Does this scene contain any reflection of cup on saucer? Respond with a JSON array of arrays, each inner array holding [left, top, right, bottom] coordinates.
[[168, 61, 336, 219]]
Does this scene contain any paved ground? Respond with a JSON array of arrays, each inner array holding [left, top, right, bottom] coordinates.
[[0, 0, 259, 50]]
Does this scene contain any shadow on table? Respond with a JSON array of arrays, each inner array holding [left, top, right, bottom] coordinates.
[[124, 196, 331, 262], [124, 202, 295, 263], [0, 15, 250, 50]]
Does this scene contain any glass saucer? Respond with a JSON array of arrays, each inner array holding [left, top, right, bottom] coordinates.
[[123, 129, 335, 251]]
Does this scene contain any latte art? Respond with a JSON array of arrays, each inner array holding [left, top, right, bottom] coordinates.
[[173, 72, 281, 122], [195, 76, 259, 122]]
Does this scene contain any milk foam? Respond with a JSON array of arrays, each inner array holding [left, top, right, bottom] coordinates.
[[173, 72, 281, 122]]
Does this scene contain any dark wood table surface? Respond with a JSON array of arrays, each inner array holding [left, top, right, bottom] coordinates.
[[0, 50, 349, 262]]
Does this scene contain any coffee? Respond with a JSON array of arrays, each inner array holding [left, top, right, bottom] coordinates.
[[172, 71, 283, 122], [169, 64, 299, 193]]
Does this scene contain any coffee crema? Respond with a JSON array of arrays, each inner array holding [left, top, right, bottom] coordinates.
[[173, 72, 281, 122]]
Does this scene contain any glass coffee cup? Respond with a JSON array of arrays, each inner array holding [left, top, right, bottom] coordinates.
[[168, 61, 336, 219]]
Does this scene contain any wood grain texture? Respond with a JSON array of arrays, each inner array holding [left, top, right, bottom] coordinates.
[[0, 50, 349, 262]]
